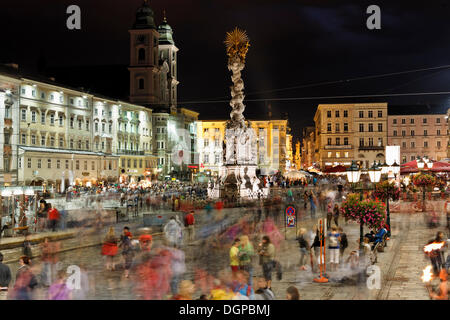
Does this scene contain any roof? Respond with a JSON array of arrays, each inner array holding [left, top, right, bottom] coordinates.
[[18, 146, 120, 157], [388, 105, 447, 116]]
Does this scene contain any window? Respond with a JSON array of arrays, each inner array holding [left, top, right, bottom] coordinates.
[[92, 161, 95, 170], [344, 123, 348, 132], [41, 112, 45, 124], [21, 109, 26, 121], [378, 110, 382, 118], [70, 118, 74, 128], [411, 130, 415, 136], [336, 152, 340, 158], [95, 123, 99, 132], [204, 154, 209, 163], [31, 111, 36, 122], [436, 118, 440, 123], [78, 120, 82, 130], [327, 123, 331, 132], [401, 130, 406, 137], [327, 138, 332, 145], [328, 152, 332, 158], [50, 94, 54, 101], [76, 160, 79, 170], [401, 118, 405, 124], [215, 128, 220, 133], [411, 141, 415, 148], [77, 140, 81, 149], [85, 141, 89, 149], [102, 141, 105, 150], [109, 124, 112, 133], [423, 118, 427, 124], [41, 136, 46, 146], [214, 138, 219, 147], [378, 138, 383, 146], [378, 123, 383, 132], [21, 88, 25, 95], [59, 115, 63, 126], [70, 139, 74, 149], [410, 118, 414, 124], [84, 161, 87, 170], [393, 119, 397, 124], [48, 159, 51, 169], [402, 141, 406, 148], [139, 78, 145, 90], [424, 141, 428, 148], [343, 110, 348, 118], [437, 141, 441, 148], [335, 111, 339, 117], [359, 138, 364, 147], [31, 135, 36, 145], [59, 138, 63, 148], [138, 48, 145, 61], [368, 123, 373, 132], [65, 160, 69, 169], [437, 130, 441, 136], [359, 124, 364, 132], [57, 160, 60, 169], [41, 92, 45, 99], [133, 159, 137, 168], [335, 123, 340, 132], [359, 111, 364, 118], [102, 123, 105, 132], [27, 158, 31, 168], [70, 98, 74, 105], [424, 130, 427, 136], [411, 156, 415, 161], [86, 120, 89, 131], [21, 134, 26, 144], [403, 156, 407, 164], [327, 111, 331, 118], [344, 137, 348, 145], [368, 138, 373, 146], [215, 154, 220, 164], [336, 138, 340, 145], [37, 159, 41, 169], [50, 114, 54, 125], [204, 139, 209, 147], [50, 136, 55, 147], [59, 96, 63, 103], [109, 161, 112, 170], [368, 111, 373, 118], [344, 152, 349, 158]]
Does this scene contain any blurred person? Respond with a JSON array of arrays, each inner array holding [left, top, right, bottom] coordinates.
[[232, 270, 254, 300], [168, 246, 186, 296], [238, 235, 255, 287], [296, 228, 309, 270], [426, 231, 446, 276], [22, 233, 32, 259], [138, 229, 153, 253], [47, 203, 60, 232], [338, 227, 348, 262], [171, 280, 195, 300], [40, 237, 59, 287], [258, 235, 275, 289], [0, 252, 12, 300], [286, 286, 300, 300], [36, 199, 48, 232], [48, 270, 72, 300], [184, 210, 195, 243], [311, 227, 324, 272], [253, 277, 275, 300], [119, 227, 134, 278], [164, 216, 183, 248], [11, 256, 37, 300], [229, 238, 240, 274], [209, 278, 235, 300], [102, 227, 118, 271], [326, 201, 333, 229], [333, 203, 340, 227], [328, 226, 341, 271], [429, 269, 448, 300], [71, 264, 92, 300], [309, 191, 317, 218]]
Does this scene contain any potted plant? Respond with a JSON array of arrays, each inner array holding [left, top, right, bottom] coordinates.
[[412, 173, 436, 212]]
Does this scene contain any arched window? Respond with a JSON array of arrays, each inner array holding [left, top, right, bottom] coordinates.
[[138, 48, 145, 62], [138, 78, 145, 90]]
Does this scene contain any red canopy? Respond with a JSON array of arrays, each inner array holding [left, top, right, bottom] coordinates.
[[323, 165, 347, 173], [400, 160, 450, 174]]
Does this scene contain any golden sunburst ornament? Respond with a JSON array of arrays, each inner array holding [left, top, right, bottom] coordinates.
[[224, 27, 250, 62]]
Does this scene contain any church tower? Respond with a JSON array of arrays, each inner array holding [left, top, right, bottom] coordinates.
[[158, 11, 179, 114], [128, 0, 161, 106]]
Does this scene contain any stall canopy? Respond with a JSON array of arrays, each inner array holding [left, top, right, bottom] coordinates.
[[285, 170, 307, 180], [323, 165, 347, 174], [400, 160, 450, 174]]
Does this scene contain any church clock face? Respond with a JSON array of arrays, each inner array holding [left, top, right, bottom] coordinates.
[[137, 35, 146, 44]]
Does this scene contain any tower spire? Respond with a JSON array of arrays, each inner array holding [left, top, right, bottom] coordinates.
[[163, 9, 167, 23]]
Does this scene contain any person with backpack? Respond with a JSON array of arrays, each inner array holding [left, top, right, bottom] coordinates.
[[257, 235, 275, 289], [184, 211, 195, 243]]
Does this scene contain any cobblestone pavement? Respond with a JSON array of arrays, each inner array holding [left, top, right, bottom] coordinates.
[[3, 200, 448, 300]]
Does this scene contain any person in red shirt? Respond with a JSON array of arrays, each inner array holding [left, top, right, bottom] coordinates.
[[184, 211, 195, 242], [47, 204, 60, 232], [139, 230, 153, 252]]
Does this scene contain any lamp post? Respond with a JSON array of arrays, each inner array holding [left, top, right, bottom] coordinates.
[[417, 156, 434, 212], [346, 161, 363, 248]]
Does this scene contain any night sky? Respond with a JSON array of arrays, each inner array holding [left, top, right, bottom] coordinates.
[[2, 0, 450, 142]]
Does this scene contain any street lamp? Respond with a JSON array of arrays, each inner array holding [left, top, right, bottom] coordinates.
[[368, 161, 382, 184], [346, 160, 361, 192], [391, 161, 400, 180], [381, 160, 390, 175], [417, 157, 425, 169], [426, 159, 434, 170]]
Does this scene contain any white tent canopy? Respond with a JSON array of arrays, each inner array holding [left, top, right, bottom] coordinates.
[[284, 170, 307, 180]]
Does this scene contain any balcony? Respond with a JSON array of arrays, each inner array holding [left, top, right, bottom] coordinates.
[[358, 145, 384, 151], [324, 144, 352, 150], [117, 150, 145, 155]]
